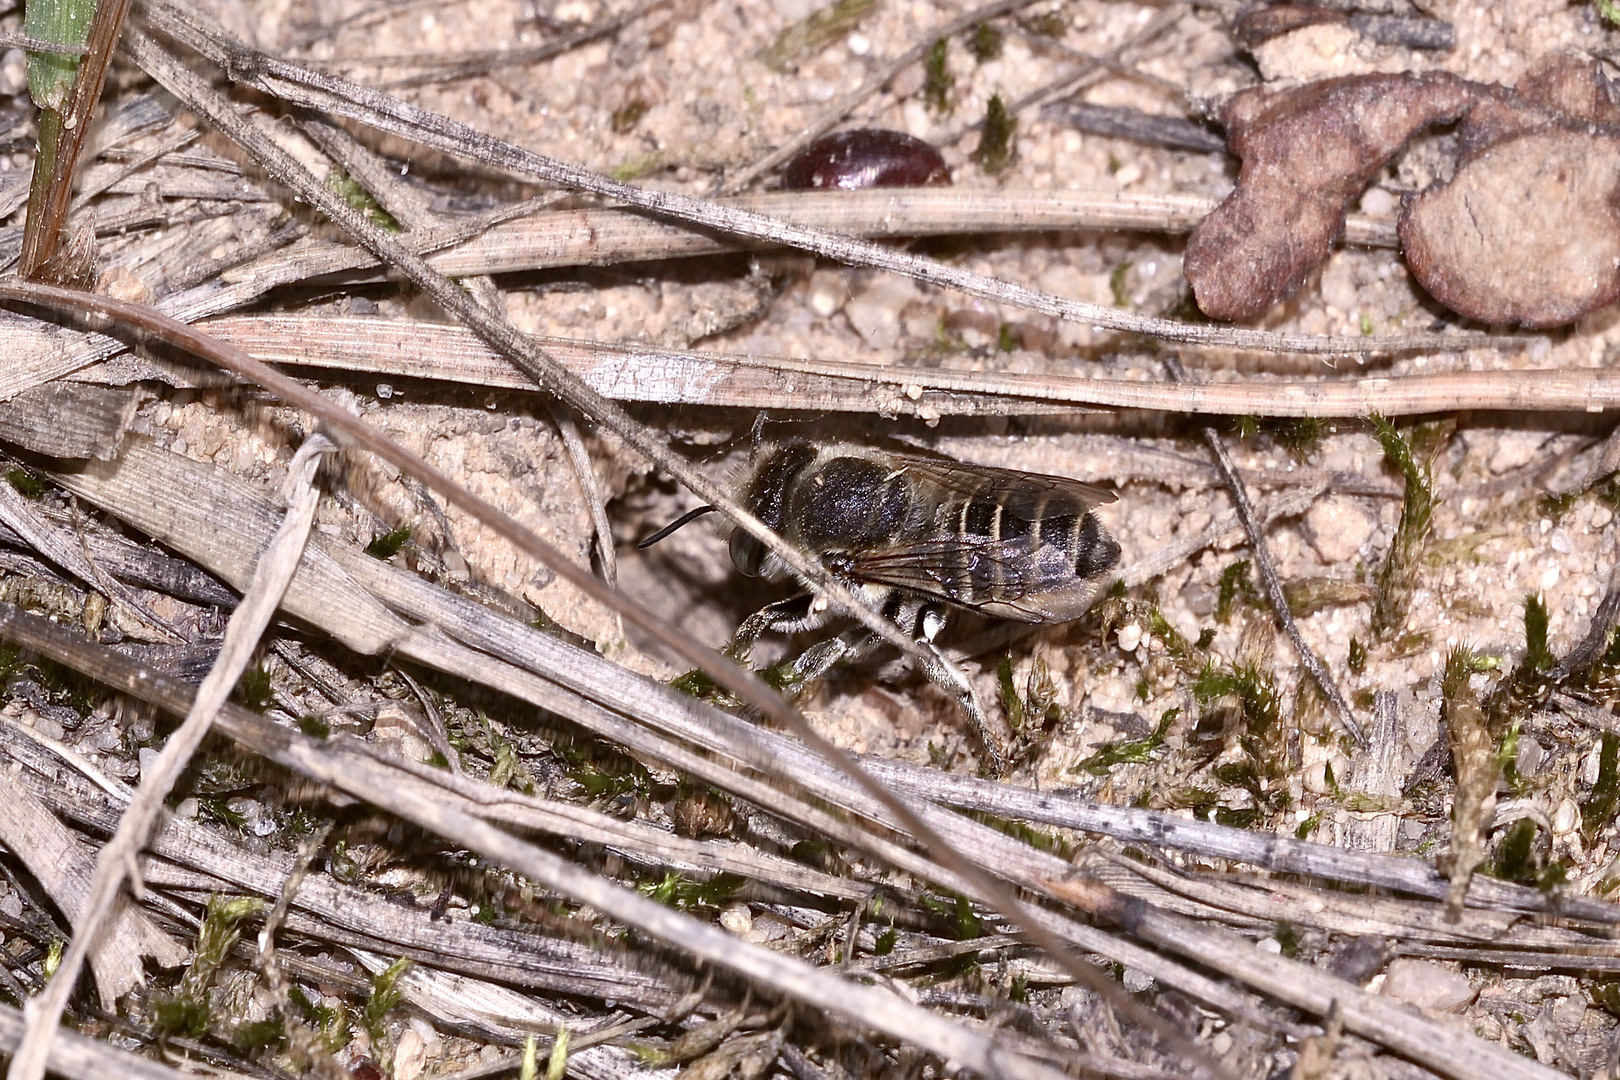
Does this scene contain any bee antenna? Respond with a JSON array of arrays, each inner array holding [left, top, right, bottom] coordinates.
[[636, 505, 719, 549]]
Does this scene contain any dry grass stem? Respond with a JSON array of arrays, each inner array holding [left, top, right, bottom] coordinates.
[[9, 436, 331, 1080]]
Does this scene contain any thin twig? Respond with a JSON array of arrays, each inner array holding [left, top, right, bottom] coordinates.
[[134, 0, 1524, 359], [9, 436, 333, 1080], [0, 275, 1225, 1078], [1163, 355, 1364, 746], [380, 0, 666, 86], [0, 603, 1077, 1080], [936, 4, 1185, 148], [720, 0, 1043, 194]]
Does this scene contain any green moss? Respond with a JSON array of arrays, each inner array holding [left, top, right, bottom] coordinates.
[[759, 0, 879, 71], [997, 322, 1016, 351], [1522, 593, 1554, 674], [636, 871, 744, 910], [1192, 661, 1280, 742], [1073, 707, 1176, 774], [972, 94, 1016, 174], [1584, 733, 1620, 843], [874, 924, 897, 954], [1348, 637, 1366, 675], [4, 467, 47, 499], [923, 38, 953, 114], [1600, 0, 1620, 26], [237, 658, 274, 712], [997, 654, 1058, 733], [1539, 490, 1580, 518], [1216, 559, 1256, 623], [968, 22, 1003, 60], [1214, 806, 1260, 828], [360, 956, 412, 1057], [1265, 416, 1326, 463], [1273, 920, 1301, 958], [1491, 817, 1539, 883], [36, 655, 99, 713], [921, 893, 982, 940], [289, 983, 345, 1052], [611, 99, 649, 135], [325, 167, 399, 232], [155, 895, 265, 1038], [610, 153, 666, 181], [1370, 416, 1443, 639], [297, 713, 331, 738], [364, 525, 412, 559], [1109, 260, 1132, 307], [1294, 812, 1321, 839]]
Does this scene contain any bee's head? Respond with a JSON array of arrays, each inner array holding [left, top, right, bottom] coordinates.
[[729, 439, 818, 577]]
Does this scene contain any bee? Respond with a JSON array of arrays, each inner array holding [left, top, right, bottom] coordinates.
[[641, 439, 1121, 769]]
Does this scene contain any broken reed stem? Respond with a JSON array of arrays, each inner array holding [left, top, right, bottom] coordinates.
[[19, 0, 135, 276], [1163, 355, 1365, 746], [9, 438, 332, 1080]]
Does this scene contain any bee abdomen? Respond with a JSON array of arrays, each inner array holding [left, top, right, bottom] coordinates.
[[1074, 513, 1121, 577]]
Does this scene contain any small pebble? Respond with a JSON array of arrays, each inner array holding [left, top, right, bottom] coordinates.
[[844, 276, 920, 349], [0, 50, 24, 97], [1305, 495, 1375, 563], [1116, 621, 1143, 653], [1488, 430, 1547, 474], [1381, 958, 1475, 1012], [719, 901, 753, 935], [1553, 797, 1580, 835], [393, 1028, 426, 1080], [783, 128, 950, 191], [1122, 967, 1154, 993]]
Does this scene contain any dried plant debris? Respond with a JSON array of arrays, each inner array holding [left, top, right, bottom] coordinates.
[[1402, 55, 1620, 328], [1184, 72, 1474, 322], [1188, 55, 1620, 327], [1231, 4, 1454, 52]]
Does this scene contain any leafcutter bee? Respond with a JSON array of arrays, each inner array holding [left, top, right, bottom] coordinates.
[[641, 439, 1121, 770]]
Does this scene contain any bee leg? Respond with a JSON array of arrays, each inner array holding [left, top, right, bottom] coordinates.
[[779, 627, 880, 695], [912, 643, 1008, 776], [727, 594, 831, 664]]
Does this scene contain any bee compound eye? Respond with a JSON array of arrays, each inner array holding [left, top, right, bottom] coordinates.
[[729, 530, 766, 576]]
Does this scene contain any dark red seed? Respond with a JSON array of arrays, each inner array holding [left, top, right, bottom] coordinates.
[[782, 129, 951, 190]]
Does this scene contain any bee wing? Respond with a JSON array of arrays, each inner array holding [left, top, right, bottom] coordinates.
[[890, 455, 1117, 519], [841, 534, 1097, 623]]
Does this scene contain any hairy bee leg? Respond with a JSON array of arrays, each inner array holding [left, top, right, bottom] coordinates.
[[727, 594, 830, 663], [913, 643, 1008, 776]]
